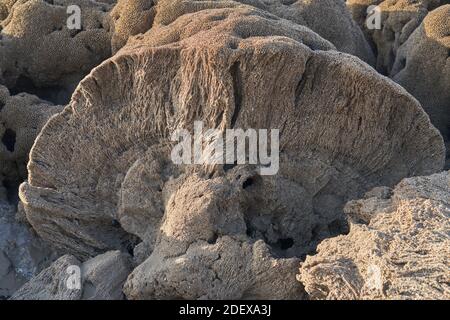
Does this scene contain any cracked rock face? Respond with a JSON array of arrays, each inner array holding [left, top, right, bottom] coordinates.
[[0, 0, 113, 103], [110, 0, 375, 64], [298, 170, 450, 300], [17, 5, 445, 299]]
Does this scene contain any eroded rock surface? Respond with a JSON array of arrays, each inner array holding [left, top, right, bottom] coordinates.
[[0, 0, 113, 103], [16, 4, 445, 300], [298, 171, 450, 300], [10, 250, 132, 300], [110, 0, 375, 64], [392, 5, 450, 169], [0, 85, 62, 202], [347, 0, 444, 74]]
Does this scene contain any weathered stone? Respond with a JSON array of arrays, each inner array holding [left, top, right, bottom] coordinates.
[[298, 171, 450, 300]]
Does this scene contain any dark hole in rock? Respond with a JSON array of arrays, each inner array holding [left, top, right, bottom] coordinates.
[[3, 178, 20, 205], [223, 161, 237, 172], [242, 177, 255, 189], [2, 128, 16, 152], [112, 219, 120, 228], [10, 75, 72, 105], [126, 242, 135, 257], [277, 237, 294, 250], [207, 232, 219, 245], [0, 100, 4, 111]]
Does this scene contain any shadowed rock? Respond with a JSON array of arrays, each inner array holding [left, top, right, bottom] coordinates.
[[392, 5, 450, 169], [298, 170, 450, 300], [10, 250, 132, 300], [0, 85, 62, 203], [347, 0, 443, 74], [0, 0, 113, 104]]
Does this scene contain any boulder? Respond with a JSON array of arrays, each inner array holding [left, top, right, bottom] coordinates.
[[0, 202, 57, 298], [391, 5, 450, 168], [347, 0, 443, 74], [10, 254, 82, 300], [110, 0, 375, 64], [0, 0, 113, 103], [19, 5, 444, 298], [81, 250, 132, 300], [298, 171, 450, 300], [10, 250, 132, 300]]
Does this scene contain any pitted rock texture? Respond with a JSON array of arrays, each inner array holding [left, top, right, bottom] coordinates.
[[9, 254, 80, 300], [347, 0, 444, 74], [16, 4, 445, 299], [109, 0, 375, 64], [0, 0, 113, 103], [391, 5, 450, 169], [10, 250, 132, 300], [0, 85, 62, 203], [298, 171, 450, 300]]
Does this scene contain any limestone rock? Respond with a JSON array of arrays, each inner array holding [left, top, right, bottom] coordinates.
[[10, 254, 82, 300], [110, 0, 375, 64], [347, 0, 443, 74], [81, 250, 132, 300], [18, 5, 444, 299], [298, 171, 450, 300], [0, 0, 113, 103], [10, 250, 132, 300], [391, 5, 450, 169], [124, 172, 305, 299], [109, 0, 156, 53]]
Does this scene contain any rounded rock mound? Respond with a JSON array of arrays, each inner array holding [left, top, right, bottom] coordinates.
[[19, 6, 445, 298]]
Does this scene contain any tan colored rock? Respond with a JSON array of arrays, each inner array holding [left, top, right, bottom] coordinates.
[[347, 0, 443, 74], [124, 172, 305, 299], [0, 0, 113, 103], [391, 5, 450, 168], [109, 0, 156, 53], [110, 0, 375, 64], [18, 5, 444, 298], [298, 171, 450, 300]]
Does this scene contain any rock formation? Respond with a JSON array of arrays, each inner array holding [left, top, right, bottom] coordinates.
[[10, 250, 132, 300], [298, 170, 450, 300], [0, 85, 63, 202], [392, 5, 450, 169], [18, 3, 445, 299], [110, 0, 375, 64], [0, 0, 447, 300], [0, 202, 57, 298], [0, 0, 113, 104], [0, 85, 61, 298]]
